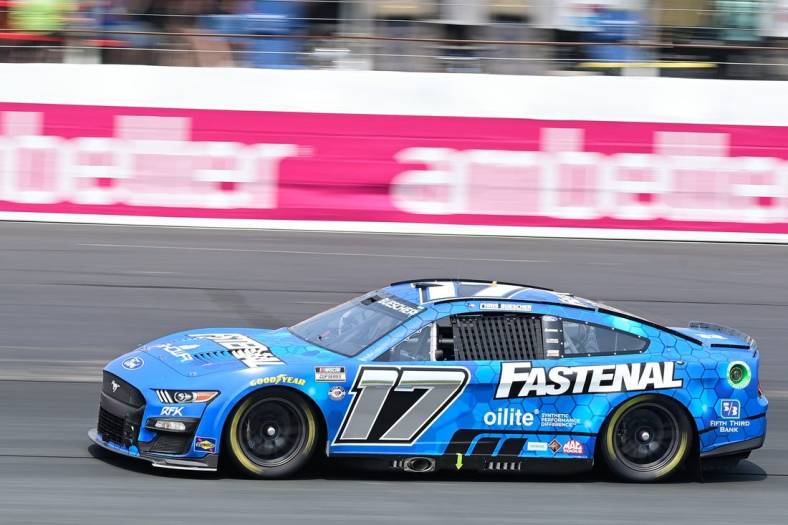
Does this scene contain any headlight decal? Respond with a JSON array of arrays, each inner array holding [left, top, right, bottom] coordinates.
[[155, 390, 219, 404]]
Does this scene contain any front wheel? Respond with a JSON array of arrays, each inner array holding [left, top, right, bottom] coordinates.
[[601, 396, 693, 482], [225, 388, 319, 479]]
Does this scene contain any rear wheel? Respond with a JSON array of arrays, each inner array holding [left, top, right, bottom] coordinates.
[[601, 396, 692, 482], [226, 389, 319, 479]]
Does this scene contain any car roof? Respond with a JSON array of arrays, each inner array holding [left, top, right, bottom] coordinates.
[[383, 279, 702, 345], [385, 278, 591, 308]]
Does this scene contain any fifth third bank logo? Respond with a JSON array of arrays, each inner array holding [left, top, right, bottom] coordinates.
[[720, 399, 741, 419]]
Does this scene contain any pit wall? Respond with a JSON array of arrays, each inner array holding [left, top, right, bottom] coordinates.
[[2, 63, 788, 242]]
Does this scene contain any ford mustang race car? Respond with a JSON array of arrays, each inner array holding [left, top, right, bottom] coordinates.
[[90, 279, 767, 482]]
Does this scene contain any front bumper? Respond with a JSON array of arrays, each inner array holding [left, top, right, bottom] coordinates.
[[92, 366, 220, 472], [89, 428, 218, 471]]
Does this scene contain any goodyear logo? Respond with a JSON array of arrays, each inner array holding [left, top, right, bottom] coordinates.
[[250, 374, 306, 387]]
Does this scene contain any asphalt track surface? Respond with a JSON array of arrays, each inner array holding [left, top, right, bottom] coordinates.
[[1, 222, 787, 524]]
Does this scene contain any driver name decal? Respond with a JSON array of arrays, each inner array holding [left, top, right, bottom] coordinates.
[[378, 297, 422, 317], [496, 362, 683, 399]]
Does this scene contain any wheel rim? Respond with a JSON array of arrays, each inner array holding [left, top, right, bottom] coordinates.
[[237, 398, 306, 468], [613, 402, 681, 472]]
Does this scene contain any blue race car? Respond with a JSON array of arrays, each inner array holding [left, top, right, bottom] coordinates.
[[90, 279, 767, 482]]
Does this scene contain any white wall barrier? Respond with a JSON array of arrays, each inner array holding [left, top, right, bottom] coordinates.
[[2, 63, 788, 242]]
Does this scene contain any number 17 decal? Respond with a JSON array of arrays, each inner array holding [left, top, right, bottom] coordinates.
[[334, 366, 470, 445]]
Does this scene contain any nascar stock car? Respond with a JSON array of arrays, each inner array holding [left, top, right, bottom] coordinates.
[[90, 279, 767, 482]]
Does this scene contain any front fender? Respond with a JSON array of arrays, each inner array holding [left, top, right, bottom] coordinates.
[[194, 363, 355, 457]]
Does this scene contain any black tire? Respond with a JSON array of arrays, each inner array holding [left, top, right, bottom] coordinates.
[[600, 395, 693, 482], [225, 388, 319, 479]]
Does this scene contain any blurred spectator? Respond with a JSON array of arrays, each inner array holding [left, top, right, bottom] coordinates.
[[761, 0, 788, 78], [6, 0, 75, 62], [240, 0, 306, 69], [9, 0, 74, 33], [202, 0, 251, 66], [69, 1, 161, 64], [585, 4, 646, 68], [203, 0, 306, 68], [762, 0, 788, 38], [543, 0, 599, 69], [483, 0, 549, 75], [148, 0, 233, 67], [0, 0, 787, 77], [653, 0, 712, 41], [371, 1, 436, 72], [713, 0, 762, 78], [437, 0, 487, 72]]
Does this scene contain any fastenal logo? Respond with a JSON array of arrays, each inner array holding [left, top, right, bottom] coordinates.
[[483, 407, 536, 427], [496, 361, 683, 398]]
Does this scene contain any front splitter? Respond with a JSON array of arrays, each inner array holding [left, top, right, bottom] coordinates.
[[88, 429, 218, 471]]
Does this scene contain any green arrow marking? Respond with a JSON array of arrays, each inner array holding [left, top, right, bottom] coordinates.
[[455, 453, 463, 470]]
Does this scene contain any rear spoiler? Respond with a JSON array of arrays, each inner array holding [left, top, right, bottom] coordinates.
[[689, 322, 757, 353]]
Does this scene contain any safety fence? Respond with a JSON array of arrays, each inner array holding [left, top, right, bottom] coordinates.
[[2, 1, 788, 79]]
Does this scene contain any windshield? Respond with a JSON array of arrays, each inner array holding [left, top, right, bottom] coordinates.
[[290, 293, 423, 356]]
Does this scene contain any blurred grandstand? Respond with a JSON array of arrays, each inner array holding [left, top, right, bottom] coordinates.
[[0, 1, 787, 78]]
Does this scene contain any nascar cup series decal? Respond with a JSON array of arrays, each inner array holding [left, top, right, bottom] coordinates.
[[315, 366, 346, 382], [496, 361, 683, 398]]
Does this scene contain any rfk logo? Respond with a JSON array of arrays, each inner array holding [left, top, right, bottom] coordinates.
[[160, 406, 184, 417]]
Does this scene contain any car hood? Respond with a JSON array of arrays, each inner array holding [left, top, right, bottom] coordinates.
[[139, 327, 339, 377]]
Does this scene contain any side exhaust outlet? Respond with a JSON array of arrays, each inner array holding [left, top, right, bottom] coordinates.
[[403, 457, 436, 473]]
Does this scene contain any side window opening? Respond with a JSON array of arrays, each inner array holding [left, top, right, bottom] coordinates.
[[562, 319, 648, 357], [376, 324, 434, 362]]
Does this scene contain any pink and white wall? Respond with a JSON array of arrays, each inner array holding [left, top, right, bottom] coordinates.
[[2, 64, 788, 242]]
